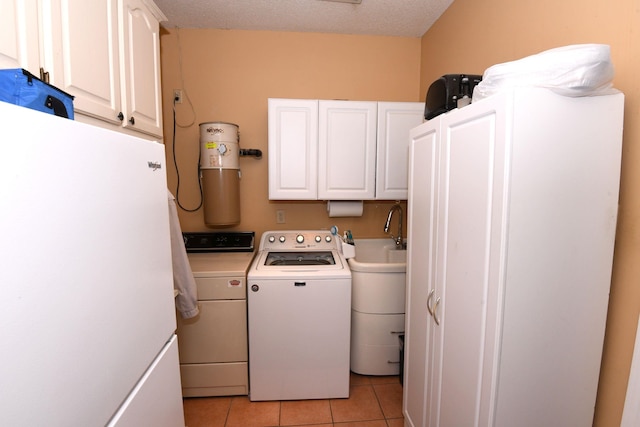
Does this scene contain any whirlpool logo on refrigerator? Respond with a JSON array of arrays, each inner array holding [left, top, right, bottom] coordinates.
[[147, 161, 162, 171]]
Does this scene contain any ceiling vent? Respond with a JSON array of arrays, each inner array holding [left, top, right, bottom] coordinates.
[[320, 0, 362, 4]]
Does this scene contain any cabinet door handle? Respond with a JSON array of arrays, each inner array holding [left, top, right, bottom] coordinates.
[[390, 331, 404, 335], [117, 112, 124, 121], [427, 289, 435, 316], [433, 297, 441, 326], [39, 67, 50, 83], [129, 116, 135, 125]]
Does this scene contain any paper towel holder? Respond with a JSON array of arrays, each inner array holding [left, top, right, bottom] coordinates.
[[326, 200, 364, 217]]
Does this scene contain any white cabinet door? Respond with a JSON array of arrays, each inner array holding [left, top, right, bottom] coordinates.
[[41, 0, 122, 124], [492, 90, 623, 427], [119, 0, 164, 137], [268, 98, 319, 200], [0, 0, 40, 71], [405, 96, 515, 427], [318, 100, 377, 200], [431, 96, 507, 427], [376, 102, 424, 200], [403, 119, 439, 427]]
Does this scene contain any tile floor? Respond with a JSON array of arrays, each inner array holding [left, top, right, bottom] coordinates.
[[183, 373, 404, 427]]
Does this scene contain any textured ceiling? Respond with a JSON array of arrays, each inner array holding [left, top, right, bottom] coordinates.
[[154, 0, 455, 38]]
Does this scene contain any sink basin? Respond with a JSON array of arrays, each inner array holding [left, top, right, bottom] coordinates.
[[346, 238, 407, 313], [347, 238, 406, 273], [386, 246, 407, 264]]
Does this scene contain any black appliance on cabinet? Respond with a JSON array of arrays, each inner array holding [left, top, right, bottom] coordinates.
[[424, 74, 482, 120]]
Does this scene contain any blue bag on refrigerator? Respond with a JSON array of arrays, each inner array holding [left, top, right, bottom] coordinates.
[[0, 68, 74, 119]]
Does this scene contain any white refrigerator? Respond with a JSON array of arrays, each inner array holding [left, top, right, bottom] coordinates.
[[0, 101, 185, 426]]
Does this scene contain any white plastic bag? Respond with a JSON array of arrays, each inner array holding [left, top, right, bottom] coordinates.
[[473, 44, 618, 101]]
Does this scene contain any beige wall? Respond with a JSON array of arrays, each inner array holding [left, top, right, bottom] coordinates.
[[161, 0, 640, 422], [160, 29, 421, 239], [421, 0, 640, 425]]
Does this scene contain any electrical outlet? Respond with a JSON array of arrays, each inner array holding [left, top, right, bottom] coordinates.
[[173, 89, 183, 104], [276, 210, 286, 224]]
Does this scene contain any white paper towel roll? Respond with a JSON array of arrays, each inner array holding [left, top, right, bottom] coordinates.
[[327, 200, 363, 217]]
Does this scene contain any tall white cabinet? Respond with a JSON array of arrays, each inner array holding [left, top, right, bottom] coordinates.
[[404, 88, 624, 427]]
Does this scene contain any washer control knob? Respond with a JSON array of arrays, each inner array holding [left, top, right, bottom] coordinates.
[[325, 235, 332, 243], [279, 235, 286, 243], [251, 284, 259, 292], [296, 234, 304, 244], [315, 235, 322, 243], [268, 235, 276, 243]]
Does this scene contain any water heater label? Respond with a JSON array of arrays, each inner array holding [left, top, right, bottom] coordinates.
[[207, 155, 221, 168]]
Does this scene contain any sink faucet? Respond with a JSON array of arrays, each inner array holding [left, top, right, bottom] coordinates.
[[384, 202, 405, 249]]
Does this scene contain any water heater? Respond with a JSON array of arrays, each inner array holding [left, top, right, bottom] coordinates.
[[199, 122, 240, 226]]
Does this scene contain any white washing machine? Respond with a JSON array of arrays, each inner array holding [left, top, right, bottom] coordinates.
[[247, 230, 352, 401]]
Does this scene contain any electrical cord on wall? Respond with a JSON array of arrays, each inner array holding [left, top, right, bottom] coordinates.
[[171, 26, 202, 212], [172, 97, 203, 212]]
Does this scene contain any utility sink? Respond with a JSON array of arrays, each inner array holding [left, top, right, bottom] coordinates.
[[347, 238, 406, 273], [346, 238, 407, 376], [346, 238, 406, 312]]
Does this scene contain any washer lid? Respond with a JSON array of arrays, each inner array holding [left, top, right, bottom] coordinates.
[[264, 251, 336, 266], [253, 250, 346, 272]]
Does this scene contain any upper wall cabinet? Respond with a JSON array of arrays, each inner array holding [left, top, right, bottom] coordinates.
[[1, 0, 166, 139], [268, 98, 424, 201]]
